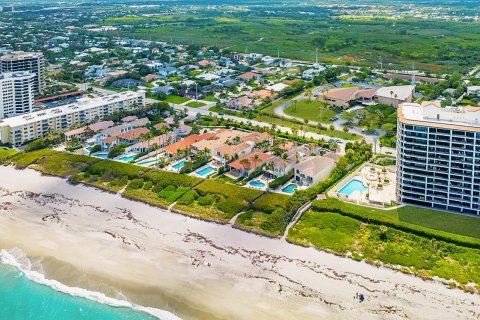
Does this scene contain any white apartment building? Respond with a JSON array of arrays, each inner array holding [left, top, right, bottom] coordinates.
[[0, 71, 35, 119], [1, 51, 46, 94], [0, 91, 145, 146], [397, 102, 480, 216]]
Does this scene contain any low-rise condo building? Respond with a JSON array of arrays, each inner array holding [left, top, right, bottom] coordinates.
[[0, 91, 145, 146], [397, 102, 480, 216]]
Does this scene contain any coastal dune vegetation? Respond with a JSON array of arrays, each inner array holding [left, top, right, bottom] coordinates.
[[174, 180, 263, 223], [0, 147, 479, 292], [288, 209, 480, 290]]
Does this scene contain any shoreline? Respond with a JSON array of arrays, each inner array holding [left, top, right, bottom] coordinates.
[[0, 166, 479, 320]]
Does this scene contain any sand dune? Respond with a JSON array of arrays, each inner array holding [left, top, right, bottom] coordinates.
[[0, 166, 478, 320]]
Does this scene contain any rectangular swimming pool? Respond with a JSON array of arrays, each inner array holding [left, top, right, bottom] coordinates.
[[282, 183, 298, 194], [172, 160, 186, 170], [338, 179, 368, 196], [196, 166, 215, 177], [92, 152, 108, 159], [119, 154, 136, 163]]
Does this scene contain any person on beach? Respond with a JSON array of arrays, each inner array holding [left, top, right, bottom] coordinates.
[[359, 293, 365, 303]]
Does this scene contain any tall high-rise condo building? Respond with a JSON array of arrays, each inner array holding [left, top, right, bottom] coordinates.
[[397, 102, 480, 216], [1, 51, 46, 95], [0, 71, 35, 120]]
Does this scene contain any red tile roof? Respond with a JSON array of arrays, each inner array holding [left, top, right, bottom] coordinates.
[[117, 127, 149, 141], [229, 151, 272, 170], [164, 132, 216, 155]]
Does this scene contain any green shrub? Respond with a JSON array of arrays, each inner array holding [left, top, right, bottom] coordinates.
[[269, 170, 294, 189], [143, 180, 153, 190], [128, 178, 145, 190], [35, 153, 99, 177], [0, 148, 18, 163], [8, 149, 58, 168], [251, 193, 290, 214], [144, 170, 201, 189], [86, 160, 145, 180], [198, 194, 215, 206], [177, 190, 199, 205], [216, 198, 244, 216]]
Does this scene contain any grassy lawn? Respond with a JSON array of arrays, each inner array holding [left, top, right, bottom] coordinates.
[[165, 95, 190, 104], [397, 206, 480, 240], [186, 101, 206, 108], [203, 95, 216, 102], [255, 114, 360, 140], [288, 211, 480, 288], [284, 99, 337, 124]]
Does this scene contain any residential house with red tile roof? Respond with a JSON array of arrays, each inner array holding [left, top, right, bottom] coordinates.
[[237, 72, 261, 81], [164, 132, 216, 158], [64, 120, 114, 141], [228, 151, 273, 178], [212, 142, 254, 167]]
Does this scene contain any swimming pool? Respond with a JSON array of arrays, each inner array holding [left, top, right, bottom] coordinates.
[[137, 158, 159, 166], [338, 179, 368, 196], [249, 180, 266, 188], [196, 166, 215, 177], [282, 183, 298, 194], [119, 154, 136, 162], [92, 152, 108, 159], [172, 160, 186, 170]]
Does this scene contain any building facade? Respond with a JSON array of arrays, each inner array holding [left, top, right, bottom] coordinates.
[[396, 102, 480, 216], [0, 91, 145, 146], [1, 51, 46, 94], [0, 71, 35, 119]]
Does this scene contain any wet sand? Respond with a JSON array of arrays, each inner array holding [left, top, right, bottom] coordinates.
[[0, 166, 478, 320]]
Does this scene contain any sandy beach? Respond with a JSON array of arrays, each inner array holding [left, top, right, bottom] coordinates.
[[0, 165, 478, 320]]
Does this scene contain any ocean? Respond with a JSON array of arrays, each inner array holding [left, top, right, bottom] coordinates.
[[0, 248, 180, 320]]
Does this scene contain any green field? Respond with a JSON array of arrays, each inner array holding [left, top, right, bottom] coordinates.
[[284, 99, 337, 124], [165, 95, 190, 104], [106, 13, 480, 72]]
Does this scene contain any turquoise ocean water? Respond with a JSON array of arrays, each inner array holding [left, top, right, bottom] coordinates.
[[0, 249, 179, 320]]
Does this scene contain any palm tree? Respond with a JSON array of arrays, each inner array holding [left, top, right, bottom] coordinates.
[[252, 153, 261, 170], [280, 152, 290, 175], [264, 161, 275, 189], [239, 158, 251, 176], [305, 88, 313, 101]]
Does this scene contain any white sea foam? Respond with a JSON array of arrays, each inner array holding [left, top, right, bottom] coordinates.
[[0, 248, 181, 320]]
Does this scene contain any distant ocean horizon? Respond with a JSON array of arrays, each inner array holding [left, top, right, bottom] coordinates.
[[0, 248, 179, 320]]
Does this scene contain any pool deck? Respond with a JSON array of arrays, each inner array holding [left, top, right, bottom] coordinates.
[[246, 177, 271, 191], [328, 163, 397, 207], [191, 163, 217, 178]]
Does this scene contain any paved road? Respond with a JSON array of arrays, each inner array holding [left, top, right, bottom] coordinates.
[[272, 95, 396, 155], [90, 86, 396, 156]]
